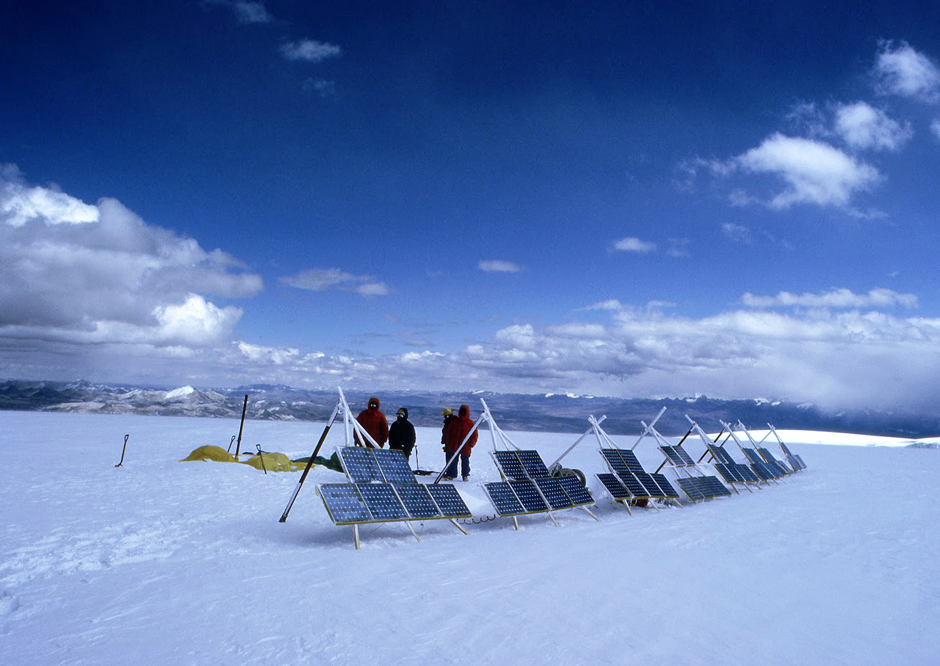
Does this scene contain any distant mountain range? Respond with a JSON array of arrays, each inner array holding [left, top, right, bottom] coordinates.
[[1, 379, 937, 438]]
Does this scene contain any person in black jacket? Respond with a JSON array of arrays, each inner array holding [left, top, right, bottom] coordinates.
[[388, 407, 416, 461]]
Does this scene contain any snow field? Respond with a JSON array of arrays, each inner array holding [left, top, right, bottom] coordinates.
[[1, 411, 939, 665]]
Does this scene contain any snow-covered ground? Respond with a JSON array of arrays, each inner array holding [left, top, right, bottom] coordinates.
[[1, 410, 938, 665]]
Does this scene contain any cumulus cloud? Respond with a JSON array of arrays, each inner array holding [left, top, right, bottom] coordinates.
[[280, 267, 389, 297], [0, 167, 261, 350], [732, 133, 881, 210], [612, 237, 657, 253], [478, 260, 522, 273], [873, 41, 940, 101], [834, 102, 912, 151], [280, 39, 342, 63], [740, 287, 918, 310]]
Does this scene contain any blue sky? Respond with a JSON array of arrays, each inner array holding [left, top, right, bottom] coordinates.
[[3, 1, 940, 412]]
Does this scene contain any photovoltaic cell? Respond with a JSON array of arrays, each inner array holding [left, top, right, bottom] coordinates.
[[714, 462, 744, 484], [619, 449, 646, 474], [660, 446, 686, 467], [319, 483, 372, 524], [597, 473, 631, 500], [338, 447, 382, 483], [677, 477, 707, 501], [534, 477, 573, 509], [780, 442, 794, 457], [735, 463, 760, 483], [700, 475, 732, 497], [742, 448, 763, 466], [356, 483, 409, 521], [427, 484, 472, 518], [557, 475, 594, 506], [373, 448, 415, 484], [634, 471, 666, 499], [516, 450, 550, 478], [708, 445, 736, 465], [483, 481, 526, 516], [393, 483, 441, 519], [650, 473, 680, 499], [509, 479, 550, 513], [675, 445, 696, 466], [492, 451, 527, 480]]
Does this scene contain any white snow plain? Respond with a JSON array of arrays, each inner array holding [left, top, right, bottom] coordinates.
[[1, 410, 939, 665]]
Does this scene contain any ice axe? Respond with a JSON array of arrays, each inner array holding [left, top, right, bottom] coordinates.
[[115, 434, 129, 467]]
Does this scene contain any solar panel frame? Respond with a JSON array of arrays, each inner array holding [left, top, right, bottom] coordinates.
[[677, 477, 707, 502], [660, 446, 687, 467], [742, 448, 763, 465], [356, 483, 409, 521], [338, 447, 383, 483], [492, 450, 527, 480], [483, 481, 527, 516], [319, 483, 373, 524], [373, 448, 416, 484], [393, 483, 442, 519], [633, 471, 667, 499], [735, 463, 760, 483], [619, 449, 646, 474], [650, 472, 680, 499], [427, 484, 472, 518], [557, 475, 595, 507], [534, 476, 573, 509], [675, 445, 696, 466], [708, 444, 736, 465], [516, 450, 551, 479], [700, 475, 732, 497]]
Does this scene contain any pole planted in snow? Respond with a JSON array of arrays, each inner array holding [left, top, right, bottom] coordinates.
[[234, 394, 248, 458], [279, 403, 340, 523]]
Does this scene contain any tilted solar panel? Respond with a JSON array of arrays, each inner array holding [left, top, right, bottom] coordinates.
[[742, 448, 763, 466], [749, 461, 775, 481], [660, 446, 687, 467], [700, 475, 732, 497], [535, 477, 573, 509], [735, 463, 760, 483], [675, 445, 696, 466], [677, 477, 707, 502], [483, 481, 527, 516], [356, 483, 409, 521], [319, 483, 372, 524], [509, 479, 550, 513], [557, 475, 594, 506], [393, 483, 441, 519], [780, 442, 794, 456], [597, 473, 631, 500], [492, 450, 527, 480], [516, 450, 551, 478], [619, 449, 645, 474], [650, 473, 680, 499], [373, 448, 416, 484], [634, 471, 667, 498], [427, 484, 472, 518], [708, 444, 736, 465], [714, 462, 744, 484], [338, 447, 383, 483]]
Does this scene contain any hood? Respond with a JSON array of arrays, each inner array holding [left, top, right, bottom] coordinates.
[[368, 397, 380, 410], [458, 404, 470, 418], [396, 407, 408, 419]]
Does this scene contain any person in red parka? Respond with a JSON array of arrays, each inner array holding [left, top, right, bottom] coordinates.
[[442, 404, 477, 481], [355, 397, 388, 448]]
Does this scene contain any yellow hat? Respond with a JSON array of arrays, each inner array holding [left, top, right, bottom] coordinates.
[[440, 407, 455, 416]]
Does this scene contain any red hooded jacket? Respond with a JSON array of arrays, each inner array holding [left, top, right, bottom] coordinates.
[[355, 397, 389, 448], [443, 404, 478, 456]]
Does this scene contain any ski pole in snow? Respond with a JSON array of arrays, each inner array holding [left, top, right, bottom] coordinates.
[[234, 394, 249, 458], [256, 444, 267, 475], [226, 434, 236, 453], [115, 434, 129, 467]]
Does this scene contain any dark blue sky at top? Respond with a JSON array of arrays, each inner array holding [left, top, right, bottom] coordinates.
[[2, 0, 940, 409]]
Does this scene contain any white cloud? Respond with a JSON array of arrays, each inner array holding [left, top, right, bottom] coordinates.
[[834, 102, 912, 151], [722, 223, 752, 244], [741, 288, 918, 310], [280, 40, 342, 63], [0, 168, 262, 350], [280, 267, 389, 296], [733, 133, 881, 210], [232, 1, 272, 24], [873, 41, 940, 101], [613, 237, 656, 253], [932, 119, 940, 140], [478, 260, 522, 273]]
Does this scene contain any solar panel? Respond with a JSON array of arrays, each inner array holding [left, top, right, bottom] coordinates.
[[749, 461, 775, 481], [619, 449, 645, 474], [534, 476, 573, 509], [780, 442, 794, 456], [557, 475, 594, 506], [483, 481, 526, 516], [700, 475, 732, 497], [597, 473, 631, 500], [338, 447, 383, 483], [509, 479, 550, 513], [492, 450, 527, 480], [393, 483, 441, 519], [677, 477, 707, 502], [356, 483, 409, 521], [373, 448, 415, 484], [675, 445, 696, 466], [650, 473, 680, 499], [319, 483, 372, 524], [742, 448, 763, 465], [516, 450, 551, 478], [708, 444, 736, 465], [792, 454, 806, 470], [427, 484, 472, 518], [735, 463, 760, 483], [714, 462, 744, 484], [634, 471, 666, 498]]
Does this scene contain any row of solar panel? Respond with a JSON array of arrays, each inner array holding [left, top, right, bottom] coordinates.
[[676, 475, 733, 501], [318, 482, 471, 525], [337, 446, 417, 485], [599, 449, 680, 499], [659, 444, 696, 467], [483, 476, 594, 517], [742, 448, 791, 479]]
